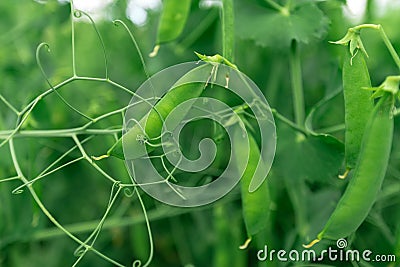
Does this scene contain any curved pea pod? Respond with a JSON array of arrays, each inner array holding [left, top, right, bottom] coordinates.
[[232, 125, 270, 247], [108, 64, 213, 160], [305, 92, 394, 247], [342, 49, 374, 173], [149, 0, 191, 56]]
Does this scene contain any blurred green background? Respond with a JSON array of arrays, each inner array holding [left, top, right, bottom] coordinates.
[[1, 0, 400, 266]]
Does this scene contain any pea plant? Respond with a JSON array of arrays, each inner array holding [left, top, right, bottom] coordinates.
[[1, 0, 400, 266]]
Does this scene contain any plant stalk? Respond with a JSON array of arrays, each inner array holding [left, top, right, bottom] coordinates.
[[289, 41, 305, 126], [353, 24, 400, 71], [222, 0, 234, 62]]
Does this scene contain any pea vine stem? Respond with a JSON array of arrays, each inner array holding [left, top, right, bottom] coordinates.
[[289, 41, 305, 126], [353, 24, 400, 71], [264, 0, 284, 13], [221, 0, 234, 62], [8, 139, 125, 267], [0, 94, 19, 114], [378, 27, 400, 71], [70, 1, 77, 76], [0, 75, 141, 145]]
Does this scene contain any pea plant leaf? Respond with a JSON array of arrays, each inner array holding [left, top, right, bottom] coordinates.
[[273, 120, 344, 183], [235, 0, 330, 48]]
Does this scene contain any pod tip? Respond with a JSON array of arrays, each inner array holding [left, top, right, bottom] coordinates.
[[149, 45, 160, 58], [92, 154, 109, 161], [302, 238, 320, 249], [338, 168, 350, 179], [239, 237, 252, 250]]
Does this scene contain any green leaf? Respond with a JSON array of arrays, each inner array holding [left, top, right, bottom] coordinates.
[[273, 120, 344, 183], [235, 0, 330, 48]]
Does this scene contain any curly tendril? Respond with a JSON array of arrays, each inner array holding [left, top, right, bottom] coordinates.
[[112, 19, 154, 95], [0, 1, 170, 266], [11, 180, 33, 194], [132, 260, 142, 267], [73, 10, 82, 18], [75, 9, 109, 79], [36, 43, 93, 121], [73, 246, 86, 257], [11, 188, 24, 195], [123, 187, 135, 197]]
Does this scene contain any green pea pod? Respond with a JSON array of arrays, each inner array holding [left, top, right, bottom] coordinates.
[[108, 64, 213, 160], [305, 92, 394, 247], [342, 49, 374, 173], [156, 0, 191, 44], [233, 125, 270, 246]]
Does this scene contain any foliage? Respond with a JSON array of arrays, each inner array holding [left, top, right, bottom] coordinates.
[[1, 0, 400, 266]]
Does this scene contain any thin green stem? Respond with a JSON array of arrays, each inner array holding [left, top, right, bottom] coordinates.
[[0, 4, 167, 266], [106, 79, 134, 95], [264, 0, 284, 12], [72, 135, 117, 183], [352, 23, 379, 31], [113, 20, 149, 78], [316, 123, 346, 134], [36, 43, 93, 121], [221, 0, 234, 62], [0, 128, 121, 139], [0, 94, 19, 115], [70, 1, 77, 76], [31, 187, 124, 267], [289, 41, 305, 126], [12, 156, 84, 194], [73, 184, 122, 264], [112, 19, 153, 95], [378, 26, 400, 71], [9, 140, 24, 178], [0, 176, 21, 183], [0, 97, 40, 148], [110, 20, 169, 129], [78, 10, 109, 79], [16, 76, 74, 120], [271, 108, 308, 135], [352, 24, 400, 71], [133, 187, 154, 267], [38, 137, 92, 176], [0, 193, 240, 248], [0, 75, 153, 142], [9, 139, 124, 266]]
